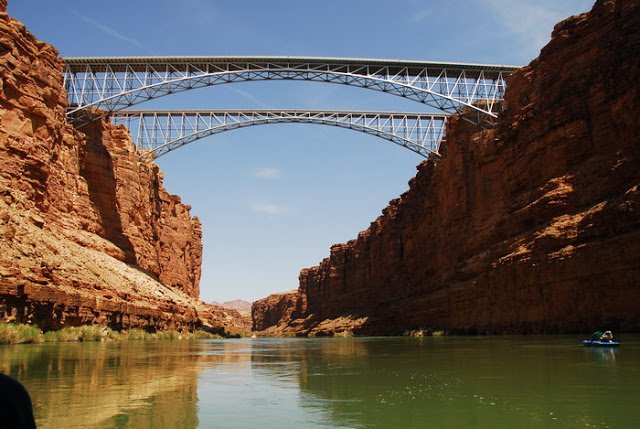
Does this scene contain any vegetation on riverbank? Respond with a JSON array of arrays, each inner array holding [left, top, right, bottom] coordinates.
[[403, 328, 446, 337], [0, 322, 234, 345]]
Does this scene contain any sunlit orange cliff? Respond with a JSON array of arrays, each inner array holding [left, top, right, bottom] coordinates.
[[1, 0, 638, 337], [253, 0, 640, 336], [0, 0, 249, 334]]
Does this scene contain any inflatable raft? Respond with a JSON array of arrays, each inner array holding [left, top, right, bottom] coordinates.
[[582, 340, 620, 347]]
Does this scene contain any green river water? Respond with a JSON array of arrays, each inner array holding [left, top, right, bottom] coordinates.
[[1, 336, 639, 428]]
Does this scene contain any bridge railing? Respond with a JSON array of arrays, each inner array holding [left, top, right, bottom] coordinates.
[[63, 56, 520, 126], [110, 109, 450, 160]]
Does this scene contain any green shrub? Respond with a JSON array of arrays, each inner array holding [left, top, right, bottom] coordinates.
[[123, 328, 149, 341], [44, 327, 80, 342], [153, 330, 183, 340], [403, 328, 447, 337], [0, 322, 43, 344], [43, 325, 117, 342], [1, 322, 230, 344], [191, 330, 223, 339]]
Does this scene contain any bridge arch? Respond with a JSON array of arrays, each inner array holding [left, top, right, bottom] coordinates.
[[64, 57, 519, 126], [110, 110, 449, 160]]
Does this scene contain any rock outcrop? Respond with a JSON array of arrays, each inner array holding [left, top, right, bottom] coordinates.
[[255, 0, 640, 335], [0, 3, 246, 333], [251, 291, 304, 332]]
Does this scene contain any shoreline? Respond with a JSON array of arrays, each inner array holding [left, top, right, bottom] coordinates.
[[0, 322, 244, 345]]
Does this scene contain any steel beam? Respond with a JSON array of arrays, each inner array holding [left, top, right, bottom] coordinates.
[[64, 56, 519, 126], [110, 109, 450, 160]]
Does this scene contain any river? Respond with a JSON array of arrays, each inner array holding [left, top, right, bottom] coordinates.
[[1, 336, 638, 428]]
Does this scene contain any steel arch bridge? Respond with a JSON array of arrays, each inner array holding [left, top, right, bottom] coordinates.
[[63, 56, 520, 126], [110, 109, 449, 160]]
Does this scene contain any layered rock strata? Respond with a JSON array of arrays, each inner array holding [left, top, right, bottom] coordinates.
[[256, 0, 640, 335], [0, 3, 248, 333], [251, 291, 304, 332]]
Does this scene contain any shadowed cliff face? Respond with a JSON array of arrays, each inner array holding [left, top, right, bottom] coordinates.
[[80, 125, 137, 265], [252, 291, 305, 332], [255, 0, 640, 336]]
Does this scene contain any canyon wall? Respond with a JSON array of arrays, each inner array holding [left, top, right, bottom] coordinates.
[[255, 0, 640, 336], [0, 3, 249, 333], [251, 291, 304, 332]]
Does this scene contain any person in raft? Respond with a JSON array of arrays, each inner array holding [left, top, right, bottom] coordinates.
[[0, 372, 37, 429], [592, 330, 614, 342], [601, 330, 614, 342]]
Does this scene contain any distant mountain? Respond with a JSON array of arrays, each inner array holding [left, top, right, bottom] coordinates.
[[210, 299, 252, 318], [221, 300, 252, 312]]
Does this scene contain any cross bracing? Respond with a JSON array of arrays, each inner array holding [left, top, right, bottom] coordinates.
[[64, 56, 520, 125], [110, 109, 449, 160]]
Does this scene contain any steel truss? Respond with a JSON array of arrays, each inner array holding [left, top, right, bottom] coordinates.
[[110, 109, 449, 160], [64, 56, 519, 125]]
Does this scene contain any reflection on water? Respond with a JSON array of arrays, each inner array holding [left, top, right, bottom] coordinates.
[[584, 346, 618, 363], [0, 341, 202, 429], [2, 336, 639, 428], [291, 338, 639, 428]]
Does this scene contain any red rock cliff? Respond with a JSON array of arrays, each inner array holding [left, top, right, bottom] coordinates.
[[0, 3, 246, 332], [251, 291, 305, 332], [256, 0, 640, 335]]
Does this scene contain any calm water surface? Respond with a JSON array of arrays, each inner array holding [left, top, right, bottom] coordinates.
[[1, 336, 639, 428]]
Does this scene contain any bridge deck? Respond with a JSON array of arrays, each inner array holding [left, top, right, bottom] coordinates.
[[64, 56, 520, 129], [63, 56, 521, 77], [111, 109, 450, 119]]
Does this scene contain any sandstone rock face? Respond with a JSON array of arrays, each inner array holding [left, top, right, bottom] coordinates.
[[255, 0, 640, 335], [77, 120, 203, 298], [251, 291, 305, 332], [0, 4, 243, 333]]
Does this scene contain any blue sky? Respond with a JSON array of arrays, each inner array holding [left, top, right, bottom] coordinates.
[[9, 0, 594, 303]]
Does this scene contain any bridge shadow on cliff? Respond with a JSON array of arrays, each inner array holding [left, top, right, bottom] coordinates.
[[79, 121, 136, 264]]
